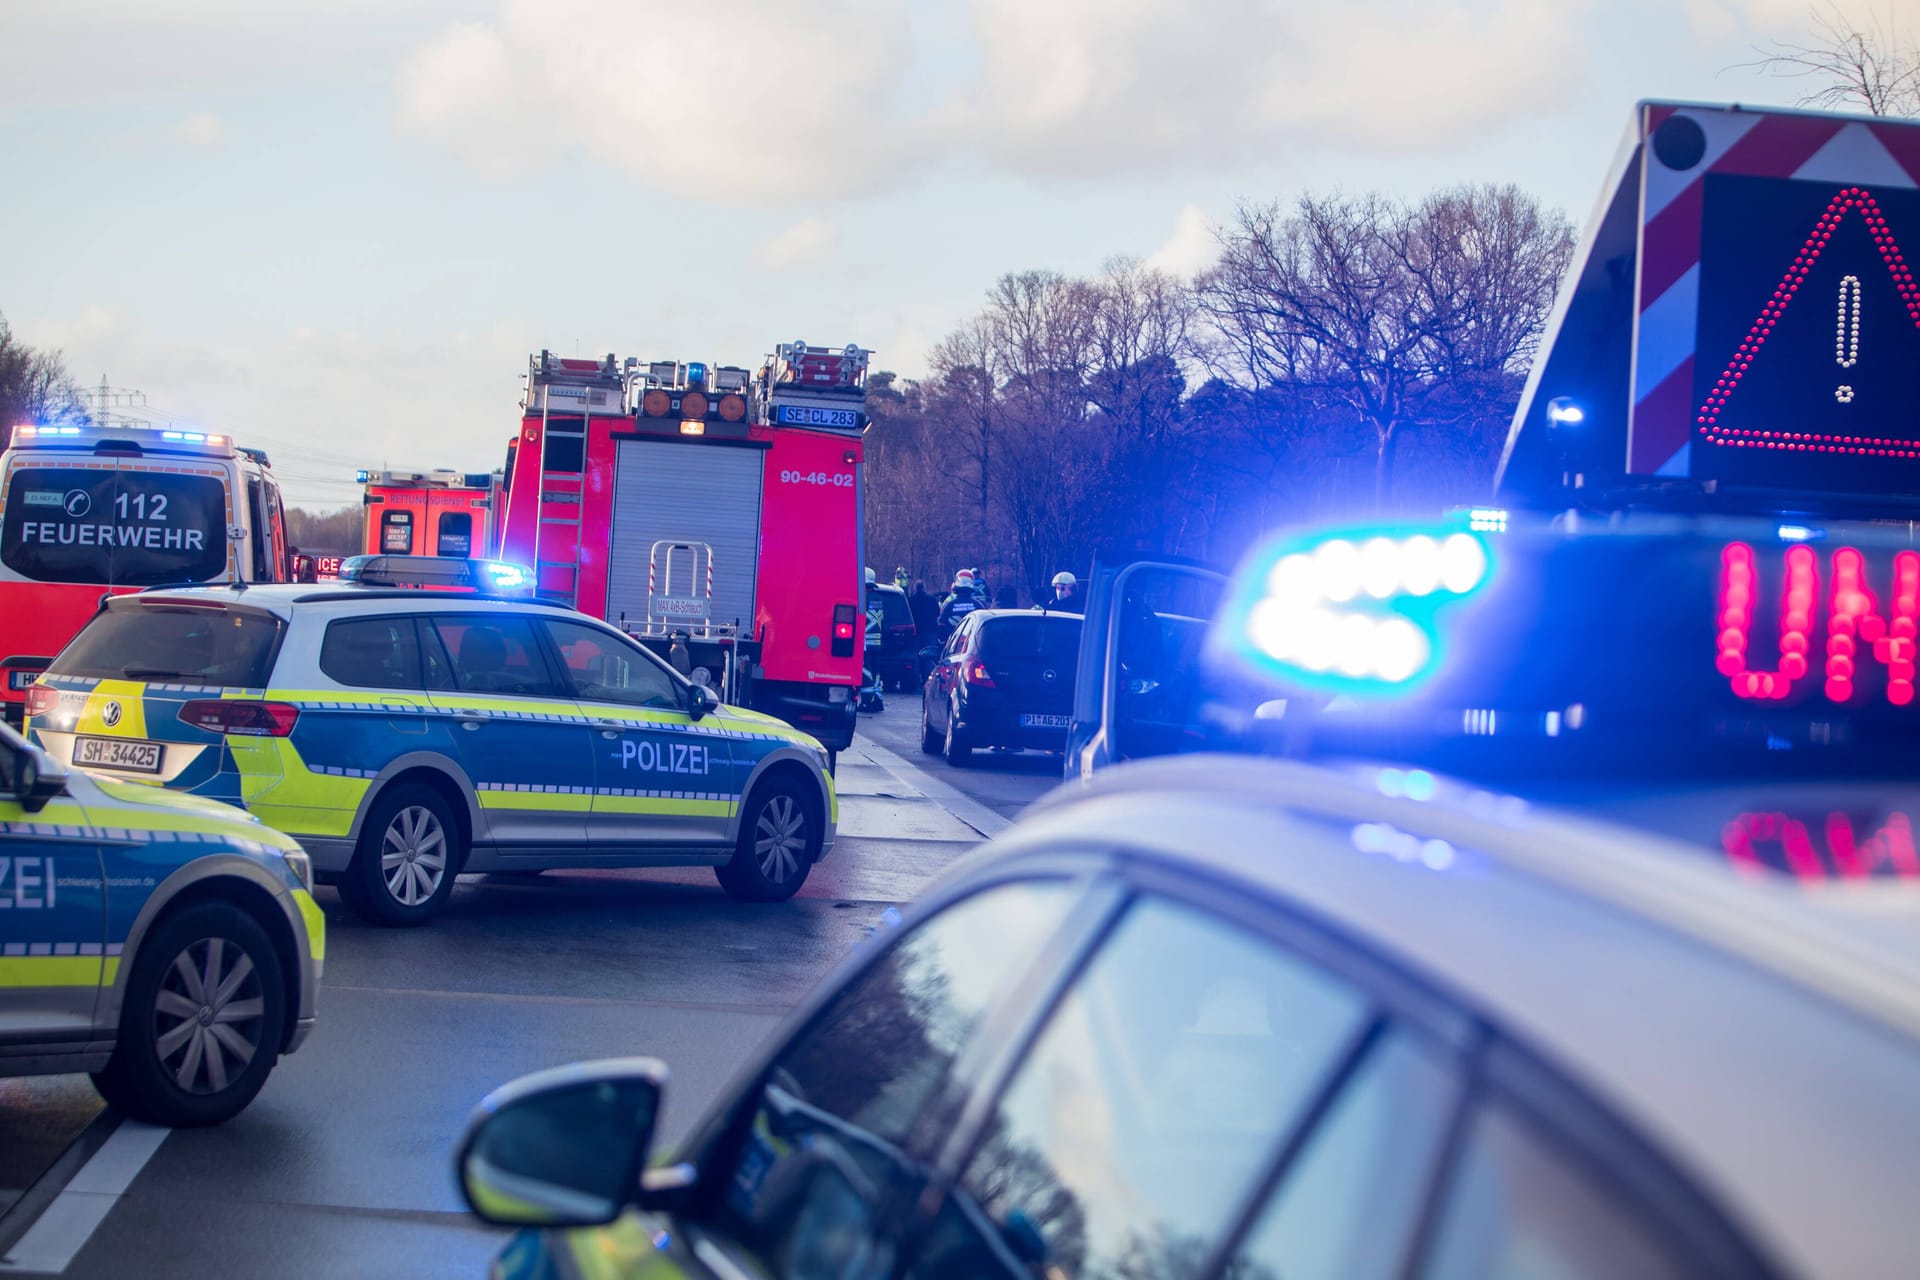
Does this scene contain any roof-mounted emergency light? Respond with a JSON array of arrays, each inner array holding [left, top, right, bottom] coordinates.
[[1211, 519, 1494, 695], [338, 554, 534, 595]]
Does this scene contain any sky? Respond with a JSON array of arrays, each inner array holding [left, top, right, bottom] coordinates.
[[0, 0, 1906, 508]]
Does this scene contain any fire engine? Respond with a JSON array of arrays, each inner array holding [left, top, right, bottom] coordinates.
[[496, 341, 870, 759], [359, 467, 505, 559], [0, 423, 290, 724]]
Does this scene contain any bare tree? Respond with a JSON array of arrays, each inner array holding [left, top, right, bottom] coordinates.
[[1742, 6, 1920, 117], [0, 314, 91, 444]]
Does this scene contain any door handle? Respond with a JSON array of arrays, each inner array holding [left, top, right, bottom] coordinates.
[[591, 722, 629, 738]]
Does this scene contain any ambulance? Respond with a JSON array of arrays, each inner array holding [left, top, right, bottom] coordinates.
[[496, 342, 870, 763], [358, 467, 504, 559], [0, 424, 289, 725]]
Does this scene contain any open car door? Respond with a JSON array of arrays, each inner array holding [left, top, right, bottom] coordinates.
[[1066, 560, 1226, 779]]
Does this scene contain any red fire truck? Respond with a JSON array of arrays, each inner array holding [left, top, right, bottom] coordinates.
[[359, 467, 504, 559], [0, 423, 290, 724], [496, 341, 869, 758]]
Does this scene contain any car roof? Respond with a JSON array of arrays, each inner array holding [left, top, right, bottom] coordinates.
[[121, 583, 579, 621], [972, 608, 1080, 622], [980, 754, 1920, 1279]]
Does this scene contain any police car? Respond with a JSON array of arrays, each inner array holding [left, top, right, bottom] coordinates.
[[0, 720, 321, 1127], [440, 101, 1920, 1278], [23, 555, 838, 926]]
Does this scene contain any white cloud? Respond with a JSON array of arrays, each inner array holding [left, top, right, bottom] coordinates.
[[753, 218, 838, 270], [178, 113, 225, 148], [27, 305, 539, 509], [957, 0, 1596, 175], [1144, 205, 1216, 280], [395, 0, 920, 200]]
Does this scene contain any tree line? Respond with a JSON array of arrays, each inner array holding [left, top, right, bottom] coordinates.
[[0, 314, 90, 444], [862, 184, 1575, 605]]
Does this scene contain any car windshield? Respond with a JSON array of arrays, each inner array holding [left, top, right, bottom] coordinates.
[[49, 603, 283, 686]]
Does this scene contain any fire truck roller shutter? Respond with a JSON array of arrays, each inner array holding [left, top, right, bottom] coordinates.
[[606, 440, 764, 641]]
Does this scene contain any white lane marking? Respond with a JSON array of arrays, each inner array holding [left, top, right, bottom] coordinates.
[[0, 1121, 168, 1274], [853, 737, 1013, 838]]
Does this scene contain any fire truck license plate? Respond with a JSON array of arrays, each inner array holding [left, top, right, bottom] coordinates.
[[74, 736, 163, 774], [7, 670, 41, 691]]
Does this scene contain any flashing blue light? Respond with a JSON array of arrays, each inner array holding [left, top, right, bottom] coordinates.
[[1545, 396, 1585, 427], [479, 560, 529, 590], [51, 425, 81, 436], [355, 469, 371, 484], [687, 362, 707, 386], [1213, 519, 1494, 696], [1776, 524, 1822, 542], [1468, 507, 1509, 534]]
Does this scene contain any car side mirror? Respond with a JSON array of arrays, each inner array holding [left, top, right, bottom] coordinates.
[[687, 683, 719, 720], [456, 1058, 666, 1229], [11, 746, 67, 815]]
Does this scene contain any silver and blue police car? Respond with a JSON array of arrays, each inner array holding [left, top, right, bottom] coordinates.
[[443, 509, 1920, 1280], [24, 555, 838, 926], [0, 720, 321, 1127]]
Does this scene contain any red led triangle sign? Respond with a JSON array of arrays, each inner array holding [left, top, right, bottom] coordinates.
[[1696, 186, 1920, 458]]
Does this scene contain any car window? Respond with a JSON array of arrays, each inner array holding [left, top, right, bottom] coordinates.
[[319, 616, 424, 691], [428, 615, 561, 698], [1230, 1030, 1460, 1280], [979, 616, 1080, 662], [1419, 1100, 1697, 1280], [540, 618, 680, 710], [1, 465, 230, 586], [381, 508, 413, 554], [50, 604, 282, 686], [908, 895, 1372, 1280], [714, 880, 1078, 1273], [438, 510, 473, 557]]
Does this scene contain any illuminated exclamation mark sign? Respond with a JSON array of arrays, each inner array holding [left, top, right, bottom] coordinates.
[[1836, 274, 1860, 404]]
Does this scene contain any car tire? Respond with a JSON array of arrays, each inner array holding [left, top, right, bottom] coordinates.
[[715, 775, 820, 903], [920, 701, 941, 755], [91, 900, 287, 1127], [944, 700, 972, 767], [338, 783, 462, 927]]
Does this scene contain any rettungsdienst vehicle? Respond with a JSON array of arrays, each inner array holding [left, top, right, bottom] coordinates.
[[0, 422, 290, 727], [25, 554, 838, 926], [444, 101, 1920, 1280], [0, 720, 322, 1128]]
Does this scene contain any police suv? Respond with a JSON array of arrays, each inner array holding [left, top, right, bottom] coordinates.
[[440, 103, 1920, 1280], [0, 720, 321, 1127], [24, 555, 838, 926]]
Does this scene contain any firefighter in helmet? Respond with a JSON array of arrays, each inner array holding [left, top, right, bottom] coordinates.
[[1045, 570, 1082, 612], [938, 571, 983, 636]]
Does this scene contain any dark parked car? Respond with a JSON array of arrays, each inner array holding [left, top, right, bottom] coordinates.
[[921, 609, 1080, 764], [865, 583, 919, 692]]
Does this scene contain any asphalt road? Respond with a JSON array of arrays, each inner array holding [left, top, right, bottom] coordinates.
[[0, 721, 1063, 1279]]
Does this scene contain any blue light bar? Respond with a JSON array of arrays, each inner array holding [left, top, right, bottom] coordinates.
[[1210, 517, 1494, 695]]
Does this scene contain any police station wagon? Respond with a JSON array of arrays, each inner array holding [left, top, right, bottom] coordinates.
[[24, 562, 837, 926]]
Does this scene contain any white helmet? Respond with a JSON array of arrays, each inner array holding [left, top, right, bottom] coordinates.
[[954, 571, 975, 587], [864, 566, 877, 585], [1052, 571, 1076, 589]]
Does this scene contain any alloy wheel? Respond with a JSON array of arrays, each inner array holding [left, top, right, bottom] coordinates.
[[152, 936, 265, 1095], [755, 794, 807, 883], [382, 805, 448, 906]]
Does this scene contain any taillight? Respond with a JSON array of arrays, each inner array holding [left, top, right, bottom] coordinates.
[[831, 604, 857, 657], [178, 700, 300, 737], [24, 684, 59, 718], [964, 661, 996, 688]]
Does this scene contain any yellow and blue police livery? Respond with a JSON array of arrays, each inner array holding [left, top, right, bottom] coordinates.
[[27, 564, 838, 926], [0, 720, 322, 1128]]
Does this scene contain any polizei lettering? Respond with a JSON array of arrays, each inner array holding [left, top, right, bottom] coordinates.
[[617, 739, 711, 775], [0, 856, 56, 909], [19, 522, 206, 550]]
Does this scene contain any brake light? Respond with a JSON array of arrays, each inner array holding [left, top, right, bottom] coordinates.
[[831, 604, 857, 658], [24, 684, 59, 718], [965, 661, 997, 688], [178, 700, 300, 737]]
